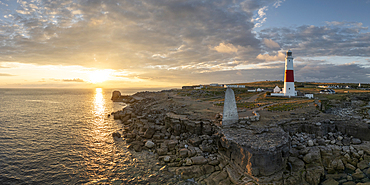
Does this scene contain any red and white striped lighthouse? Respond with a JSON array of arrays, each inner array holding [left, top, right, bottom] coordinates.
[[283, 50, 296, 97]]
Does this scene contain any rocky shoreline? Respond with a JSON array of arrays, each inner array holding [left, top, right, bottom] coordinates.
[[110, 90, 370, 185]]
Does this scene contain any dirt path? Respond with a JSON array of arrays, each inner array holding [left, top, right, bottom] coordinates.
[[244, 92, 265, 102]]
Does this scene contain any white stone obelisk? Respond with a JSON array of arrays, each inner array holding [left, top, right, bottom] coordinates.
[[283, 50, 296, 97], [222, 87, 238, 126]]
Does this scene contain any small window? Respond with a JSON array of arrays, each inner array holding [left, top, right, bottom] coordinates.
[[289, 88, 290, 90]]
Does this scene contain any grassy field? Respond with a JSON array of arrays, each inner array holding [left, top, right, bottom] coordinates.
[[178, 81, 369, 112], [266, 99, 315, 111]]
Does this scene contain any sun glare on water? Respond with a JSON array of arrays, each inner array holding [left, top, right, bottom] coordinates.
[[88, 70, 111, 84]]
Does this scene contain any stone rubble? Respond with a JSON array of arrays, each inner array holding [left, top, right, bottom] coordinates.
[[109, 90, 370, 185]]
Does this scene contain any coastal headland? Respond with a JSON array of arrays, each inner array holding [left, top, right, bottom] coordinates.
[[110, 81, 370, 185]]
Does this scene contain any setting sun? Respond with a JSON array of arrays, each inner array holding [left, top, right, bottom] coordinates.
[[88, 70, 111, 84]]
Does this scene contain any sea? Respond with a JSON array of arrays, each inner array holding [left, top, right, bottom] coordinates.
[[0, 88, 183, 185]]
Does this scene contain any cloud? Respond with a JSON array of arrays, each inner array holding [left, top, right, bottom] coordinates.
[[263, 38, 280, 49], [213, 43, 238, 53], [258, 23, 370, 57], [0, 0, 269, 72], [62, 78, 85, 82], [252, 6, 268, 28], [273, 0, 286, 8], [0, 73, 15, 76], [256, 52, 285, 61]]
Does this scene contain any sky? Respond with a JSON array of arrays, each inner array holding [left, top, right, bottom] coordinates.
[[0, 0, 369, 88]]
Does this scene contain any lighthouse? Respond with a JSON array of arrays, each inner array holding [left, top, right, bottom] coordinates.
[[283, 50, 296, 97]]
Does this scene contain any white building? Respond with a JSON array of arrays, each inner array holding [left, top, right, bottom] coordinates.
[[273, 86, 281, 93], [224, 84, 238, 88]]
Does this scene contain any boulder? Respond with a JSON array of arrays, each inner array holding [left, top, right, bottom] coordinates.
[[321, 178, 339, 185], [357, 159, 370, 170], [175, 166, 203, 179], [145, 140, 155, 148], [308, 140, 314, 147], [208, 159, 220, 166], [204, 171, 228, 185], [352, 138, 362, 144], [143, 127, 155, 139], [191, 156, 208, 165], [199, 144, 212, 153], [345, 163, 356, 171], [352, 168, 366, 180], [178, 148, 189, 158], [189, 137, 202, 147], [336, 159, 345, 171], [305, 166, 324, 185], [366, 168, 370, 176], [157, 148, 167, 156], [225, 165, 241, 184], [164, 156, 171, 163], [185, 158, 192, 166], [203, 165, 215, 175], [303, 147, 321, 164], [111, 91, 121, 101]]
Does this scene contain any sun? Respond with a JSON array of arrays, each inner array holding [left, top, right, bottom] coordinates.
[[88, 70, 111, 84]]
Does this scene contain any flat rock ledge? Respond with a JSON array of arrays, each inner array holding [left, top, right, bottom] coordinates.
[[218, 126, 290, 183]]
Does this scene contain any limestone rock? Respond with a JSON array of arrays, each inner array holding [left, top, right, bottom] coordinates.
[[342, 182, 356, 185], [305, 166, 324, 185], [204, 171, 228, 185], [355, 182, 370, 185], [352, 138, 362, 144], [191, 156, 208, 165], [143, 127, 155, 139], [203, 164, 215, 175], [308, 140, 314, 147], [145, 140, 155, 148], [288, 157, 305, 171], [303, 147, 321, 164], [225, 165, 241, 184], [157, 148, 167, 156], [357, 159, 370, 170], [321, 178, 339, 185], [208, 159, 220, 166], [178, 148, 189, 158], [111, 91, 121, 101], [185, 158, 192, 166], [346, 163, 356, 171], [352, 168, 366, 179], [189, 137, 202, 147], [164, 156, 171, 163], [365, 168, 370, 176], [336, 159, 345, 171]]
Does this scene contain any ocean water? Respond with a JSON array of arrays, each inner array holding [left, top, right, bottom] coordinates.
[[0, 88, 176, 185]]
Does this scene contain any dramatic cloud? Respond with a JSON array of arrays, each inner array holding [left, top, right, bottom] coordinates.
[[256, 52, 285, 61], [0, 0, 275, 70], [0, 0, 369, 86], [258, 22, 370, 57], [263, 38, 280, 49], [213, 43, 239, 53], [295, 62, 370, 83]]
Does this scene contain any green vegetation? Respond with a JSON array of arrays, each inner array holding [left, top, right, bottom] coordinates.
[[214, 102, 269, 109], [266, 100, 314, 111]]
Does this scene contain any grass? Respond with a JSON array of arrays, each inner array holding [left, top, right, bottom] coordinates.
[[214, 102, 269, 109], [266, 100, 314, 111]]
